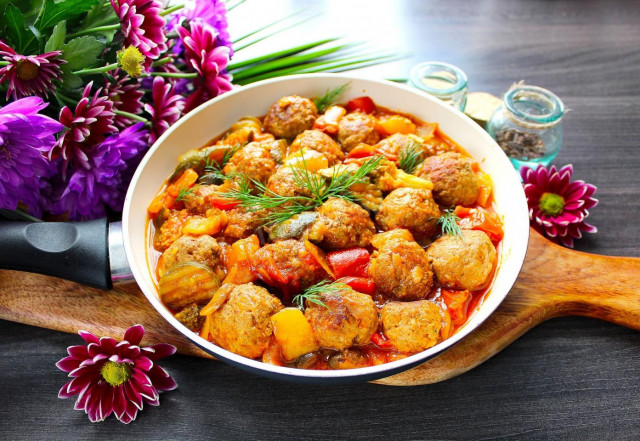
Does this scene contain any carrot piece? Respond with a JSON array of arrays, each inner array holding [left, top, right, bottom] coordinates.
[[441, 289, 471, 328], [454, 206, 504, 242], [476, 172, 493, 208], [148, 192, 166, 215], [167, 168, 199, 197], [304, 240, 336, 279], [375, 115, 416, 136], [346, 143, 376, 159]]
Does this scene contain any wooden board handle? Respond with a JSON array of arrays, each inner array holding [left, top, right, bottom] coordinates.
[[516, 231, 640, 329]]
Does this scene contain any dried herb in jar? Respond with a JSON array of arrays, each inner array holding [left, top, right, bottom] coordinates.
[[495, 129, 545, 159]]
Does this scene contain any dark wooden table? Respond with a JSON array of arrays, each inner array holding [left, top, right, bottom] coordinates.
[[1, 0, 639, 439]]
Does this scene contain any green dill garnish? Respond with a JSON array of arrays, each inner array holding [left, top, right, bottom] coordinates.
[[176, 186, 198, 202], [398, 141, 423, 174], [313, 82, 350, 113], [220, 156, 383, 225], [437, 208, 462, 238], [292, 279, 350, 310], [199, 142, 247, 184]]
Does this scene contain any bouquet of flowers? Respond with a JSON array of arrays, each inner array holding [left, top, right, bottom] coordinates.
[[0, 0, 395, 220]]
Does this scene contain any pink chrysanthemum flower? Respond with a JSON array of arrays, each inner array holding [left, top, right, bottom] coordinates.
[[178, 20, 233, 112], [57, 325, 177, 424], [50, 82, 117, 175], [0, 41, 66, 100], [104, 69, 144, 129], [111, 0, 168, 70], [144, 76, 185, 143], [521, 164, 598, 248]]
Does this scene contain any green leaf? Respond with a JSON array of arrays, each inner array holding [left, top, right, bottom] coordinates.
[[81, 0, 118, 42], [59, 65, 83, 91], [35, 0, 99, 32], [44, 21, 66, 52], [2, 4, 38, 53], [61, 36, 105, 70]]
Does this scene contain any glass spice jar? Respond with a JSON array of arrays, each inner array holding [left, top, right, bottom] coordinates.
[[409, 61, 468, 111], [486, 84, 565, 170]]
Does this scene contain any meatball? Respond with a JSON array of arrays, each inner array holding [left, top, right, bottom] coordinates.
[[327, 349, 369, 369], [305, 288, 378, 350], [337, 112, 380, 152], [223, 142, 276, 184], [266, 167, 313, 199], [289, 130, 345, 165], [251, 239, 324, 296], [174, 303, 204, 332], [183, 185, 219, 215], [426, 230, 496, 291], [374, 133, 427, 163], [417, 152, 480, 206], [369, 238, 434, 300], [263, 95, 318, 139], [375, 188, 441, 241], [154, 209, 190, 252], [162, 234, 225, 281], [209, 283, 284, 359], [381, 300, 443, 353], [222, 206, 266, 242], [307, 197, 376, 249]]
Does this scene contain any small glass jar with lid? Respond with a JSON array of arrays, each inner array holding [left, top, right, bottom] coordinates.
[[486, 84, 565, 170], [409, 61, 468, 111]]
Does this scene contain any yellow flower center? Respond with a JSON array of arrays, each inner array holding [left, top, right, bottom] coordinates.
[[100, 361, 132, 387], [539, 192, 565, 216], [117, 46, 145, 78], [16, 60, 39, 81]]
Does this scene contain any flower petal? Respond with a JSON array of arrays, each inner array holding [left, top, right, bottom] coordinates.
[[124, 324, 145, 345], [145, 343, 177, 361], [78, 330, 100, 345]]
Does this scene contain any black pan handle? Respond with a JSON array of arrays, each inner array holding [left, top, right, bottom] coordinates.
[[0, 219, 112, 290]]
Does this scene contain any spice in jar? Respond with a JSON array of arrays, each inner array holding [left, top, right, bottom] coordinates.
[[494, 129, 545, 160]]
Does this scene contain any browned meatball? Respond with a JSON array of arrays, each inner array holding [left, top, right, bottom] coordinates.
[[266, 167, 313, 199], [183, 185, 219, 215], [369, 238, 434, 300], [374, 133, 427, 163], [417, 152, 480, 206], [251, 239, 324, 296], [376, 188, 441, 241], [289, 130, 345, 165], [307, 197, 375, 249], [209, 283, 284, 359], [263, 95, 318, 139], [222, 206, 266, 241], [426, 230, 496, 290], [174, 303, 204, 332], [154, 209, 189, 252], [381, 300, 443, 353], [337, 112, 380, 152], [305, 288, 378, 350], [223, 142, 276, 184], [327, 349, 369, 369], [162, 235, 225, 281]]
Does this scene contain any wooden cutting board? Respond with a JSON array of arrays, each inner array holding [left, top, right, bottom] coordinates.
[[0, 227, 638, 386]]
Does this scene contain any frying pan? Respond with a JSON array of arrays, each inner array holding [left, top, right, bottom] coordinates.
[[0, 74, 530, 383]]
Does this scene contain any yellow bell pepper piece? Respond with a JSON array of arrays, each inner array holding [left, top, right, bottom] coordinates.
[[284, 148, 329, 172], [270, 308, 319, 361]]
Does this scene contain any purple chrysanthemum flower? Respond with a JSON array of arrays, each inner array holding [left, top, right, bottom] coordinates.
[[521, 164, 598, 248], [167, 0, 232, 57], [145, 76, 185, 144], [0, 41, 66, 100], [0, 97, 63, 216], [51, 82, 117, 176], [51, 123, 148, 220], [111, 0, 168, 70], [178, 20, 233, 112], [104, 69, 144, 129], [56, 325, 177, 424]]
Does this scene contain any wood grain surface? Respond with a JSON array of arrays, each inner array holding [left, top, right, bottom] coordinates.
[[1, 0, 639, 439]]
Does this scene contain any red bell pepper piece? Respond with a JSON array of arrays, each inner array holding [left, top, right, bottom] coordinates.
[[210, 195, 240, 210], [346, 96, 376, 114], [326, 248, 370, 279], [441, 289, 471, 328], [340, 276, 375, 295], [454, 206, 504, 242], [371, 332, 393, 349], [345, 143, 376, 159]]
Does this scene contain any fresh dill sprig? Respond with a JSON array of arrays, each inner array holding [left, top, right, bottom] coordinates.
[[437, 208, 462, 238], [199, 142, 247, 184], [176, 185, 198, 202], [221, 156, 383, 226], [398, 141, 423, 174], [292, 279, 350, 310], [313, 82, 350, 113]]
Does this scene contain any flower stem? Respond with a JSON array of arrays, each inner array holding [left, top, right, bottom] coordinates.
[[0, 61, 9, 66], [114, 110, 149, 124], [68, 24, 121, 39], [149, 71, 197, 79], [160, 4, 184, 16], [56, 92, 78, 106], [152, 57, 173, 67], [73, 63, 119, 75], [0, 208, 42, 222]]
